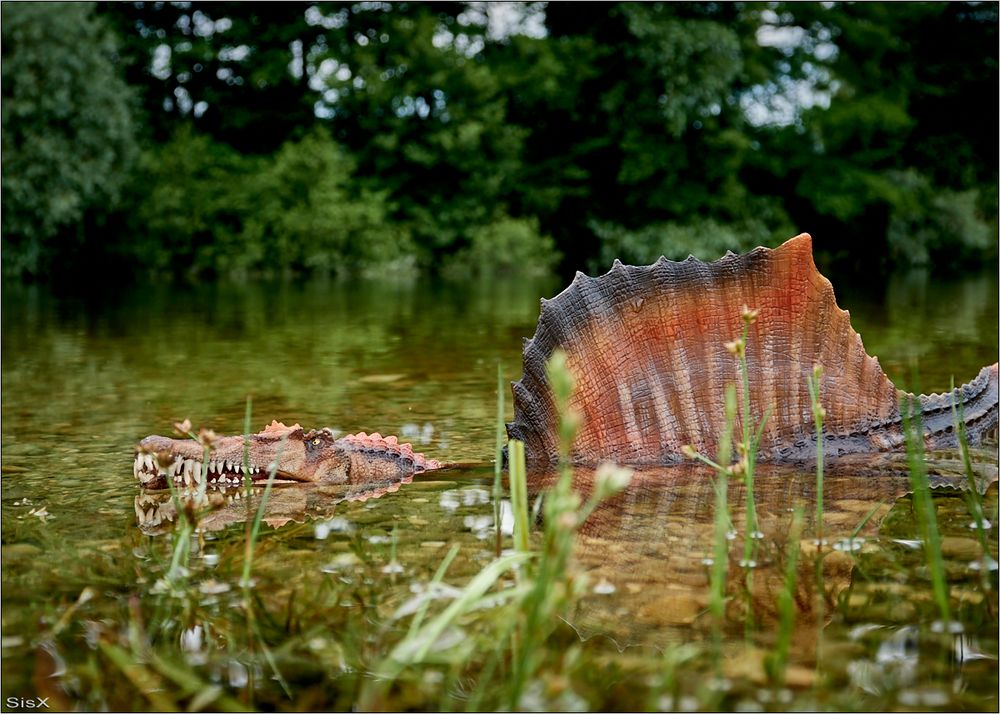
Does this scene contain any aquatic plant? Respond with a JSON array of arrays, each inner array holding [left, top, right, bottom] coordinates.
[[503, 350, 630, 708], [900, 393, 953, 626], [807, 363, 827, 645], [355, 350, 632, 711], [240, 438, 283, 587], [710, 386, 737, 671], [493, 362, 505, 557], [682, 383, 737, 669], [508, 439, 531, 554], [155, 418, 219, 589], [358, 547, 529, 709], [807, 364, 826, 546], [684, 305, 771, 628], [765, 505, 804, 686], [950, 377, 995, 571]]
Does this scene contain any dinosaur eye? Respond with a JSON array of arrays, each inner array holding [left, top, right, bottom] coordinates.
[[312, 438, 321, 446]]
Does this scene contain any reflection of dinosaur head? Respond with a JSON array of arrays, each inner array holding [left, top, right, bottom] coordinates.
[[134, 421, 439, 489], [134, 473, 414, 537]]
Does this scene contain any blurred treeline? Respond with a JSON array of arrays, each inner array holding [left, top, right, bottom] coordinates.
[[2, 2, 996, 281]]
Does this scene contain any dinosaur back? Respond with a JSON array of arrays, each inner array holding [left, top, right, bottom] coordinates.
[[507, 233, 904, 464]]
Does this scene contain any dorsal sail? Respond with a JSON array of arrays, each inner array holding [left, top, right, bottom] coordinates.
[[507, 233, 999, 464]]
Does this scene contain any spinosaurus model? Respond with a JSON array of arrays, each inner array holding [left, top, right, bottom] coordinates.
[[134, 234, 999, 490]]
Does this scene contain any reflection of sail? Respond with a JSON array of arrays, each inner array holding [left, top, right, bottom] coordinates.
[[528, 453, 997, 651], [134, 474, 414, 536]]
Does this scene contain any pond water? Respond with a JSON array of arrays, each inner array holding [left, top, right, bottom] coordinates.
[[1, 266, 997, 711]]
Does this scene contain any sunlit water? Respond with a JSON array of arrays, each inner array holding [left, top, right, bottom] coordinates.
[[2, 268, 997, 710]]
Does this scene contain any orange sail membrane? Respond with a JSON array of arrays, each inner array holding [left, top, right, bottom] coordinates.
[[507, 233, 999, 464]]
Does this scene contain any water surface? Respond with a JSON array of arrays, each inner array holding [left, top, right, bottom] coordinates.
[[2, 268, 997, 710]]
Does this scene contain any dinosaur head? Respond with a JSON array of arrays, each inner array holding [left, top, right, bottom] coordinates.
[[134, 421, 350, 489]]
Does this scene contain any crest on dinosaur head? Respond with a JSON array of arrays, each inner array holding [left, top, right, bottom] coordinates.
[[507, 233, 999, 465], [260, 420, 302, 437]]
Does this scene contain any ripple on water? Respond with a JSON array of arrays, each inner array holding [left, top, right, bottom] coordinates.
[[592, 579, 616, 595], [315, 517, 353, 539]]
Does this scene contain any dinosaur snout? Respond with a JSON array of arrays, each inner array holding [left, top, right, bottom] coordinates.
[[138, 435, 175, 453]]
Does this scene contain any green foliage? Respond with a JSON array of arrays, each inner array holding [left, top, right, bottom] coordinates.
[[2, 2, 996, 279], [127, 127, 414, 278], [126, 126, 248, 274], [1, 2, 137, 276], [620, 4, 742, 138], [885, 171, 996, 268], [763, 2, 998, 266], [100, 3, 322, 151], [440, 216, 559, 279], [238, 129, 416, 277]]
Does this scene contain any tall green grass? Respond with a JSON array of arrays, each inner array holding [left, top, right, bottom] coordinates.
[[494, 362, 505, 557], [158, 419, 217, 587], [807, 364, 825, 546], [900, 394, 953, 626], [711, 386, 737, 670], [358, 349, 630, 711], [683, 384, 737, 669], [949, 377, 993, 566], [503, 349, 630, 708], [807, 363, 827, 646], [685, 305, 769, 629], [508, 440, 531, 554], [765, 504, 804, 686]]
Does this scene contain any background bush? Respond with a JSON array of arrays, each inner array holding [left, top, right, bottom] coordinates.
[[2, 2, 996, 280]]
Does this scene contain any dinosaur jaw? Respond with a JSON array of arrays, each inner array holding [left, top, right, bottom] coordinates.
[[134, 428, 308, 489], [134, 422, 441, 491], [132, 448, 282, 489]]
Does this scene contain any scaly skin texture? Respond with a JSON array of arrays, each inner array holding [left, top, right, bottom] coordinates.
[[135, 233, 998, 488], [507, 233, 998, 464], [134, 420, 440, 490]]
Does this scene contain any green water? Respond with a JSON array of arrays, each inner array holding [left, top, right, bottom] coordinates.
[[1, 268, 997, 711]]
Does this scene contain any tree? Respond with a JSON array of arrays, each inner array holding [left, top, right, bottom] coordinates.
[[493, 3, 794, 266], [2, 2, 137, 276], [748, 2, 998, 268], [100, 2, 326, 152]]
